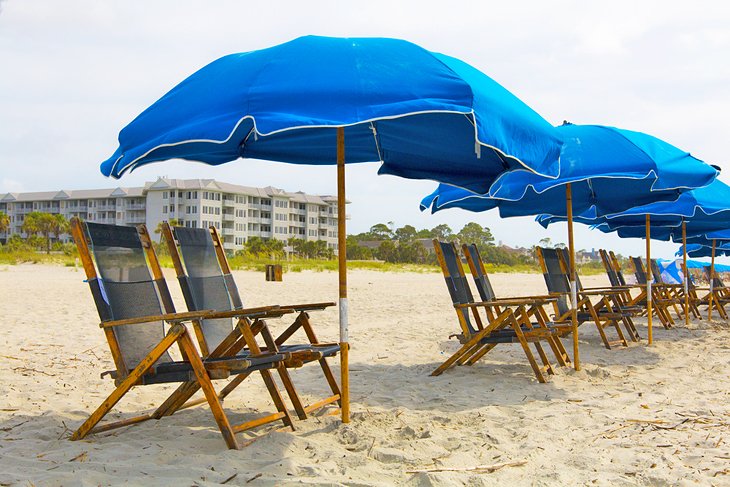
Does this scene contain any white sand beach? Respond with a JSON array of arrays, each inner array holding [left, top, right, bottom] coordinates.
[[1, 264, 729, 486]]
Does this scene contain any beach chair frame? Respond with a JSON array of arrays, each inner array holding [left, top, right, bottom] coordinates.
[[461, 243, 571, 366], [161, 223, 342, 418], [537, 247, 631, 349], [432, 240, 560, 383], [69, 218, 297, 450]]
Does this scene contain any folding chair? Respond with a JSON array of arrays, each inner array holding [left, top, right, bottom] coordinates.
[[432, 240, 560, 383], [649, 259, 697, 320], [69, 218, 296, 450], [558, 248, 640, 342], [537, 247, 629, 349], [162, 223, 341, 418], [462, 243, 571, 366], [631, 256, 676, 328], [701, 266, 730, 319]]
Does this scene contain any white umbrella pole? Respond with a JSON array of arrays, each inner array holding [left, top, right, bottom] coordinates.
[[566, 183, 579, 370], [646, 215, 652, 345], [709, 239, 716, 320], [683, 220, 689, 326], [337, 127, 350, 423]]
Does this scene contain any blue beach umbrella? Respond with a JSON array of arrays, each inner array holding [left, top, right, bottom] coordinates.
[[539, 180, 730, 323], [422, 123, 718, 357], [677, 243, 730, 258], [98, 36, 565, 422], [422, 123, 716, 217]]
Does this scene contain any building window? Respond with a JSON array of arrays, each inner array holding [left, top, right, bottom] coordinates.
[[163, 191, 168, 199], [162, 205, 168, 214]]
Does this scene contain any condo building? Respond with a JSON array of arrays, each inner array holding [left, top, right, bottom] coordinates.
[[0, 178, 343, 253]]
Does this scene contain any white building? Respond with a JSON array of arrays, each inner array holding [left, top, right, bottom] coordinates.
[[0, 177, 344, 253]]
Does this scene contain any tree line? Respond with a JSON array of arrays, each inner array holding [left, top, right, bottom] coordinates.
[[0, 212, 545, 266], [0, 211, 70, 254]]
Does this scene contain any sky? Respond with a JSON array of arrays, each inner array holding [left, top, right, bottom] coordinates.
[[1, 0, 729, 261]]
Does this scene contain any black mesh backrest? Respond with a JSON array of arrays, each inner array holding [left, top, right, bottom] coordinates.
[[464, 244, 496, 302], [86, 222, 172, 369], [174, 226, 238, 351], [436, 241, 476, 335], [600, 250, 620, 287], [703, 266, 724, 288], [650, 260, 663, 283], [539, 247, 569, 316], [632, 257, 648, 285], [559, 248, 583, 290]]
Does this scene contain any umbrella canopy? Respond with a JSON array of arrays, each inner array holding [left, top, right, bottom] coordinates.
[[101, 35, 563, 193], [537, 180, 730, 241], [421, 123, 718, 217], [677, 243, 730, 258]]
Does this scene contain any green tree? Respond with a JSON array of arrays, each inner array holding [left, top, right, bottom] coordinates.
[[457, 222, 494, 248], [22, 212, 69, 254], [0, 211, 9, 234], [394, 224, 417, 243], [375, 240, 398, 262], [538, 237, 552, 249], [369, 223, 394, 240], [430, 223, 454, 241], [154, 218, 181, 241]]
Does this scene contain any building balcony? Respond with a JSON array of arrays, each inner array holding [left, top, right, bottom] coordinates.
[[125, 203, 146, 210], [222, 199, 235, 207], [222, 212, 235, 221], [221, 228, 235, 236]]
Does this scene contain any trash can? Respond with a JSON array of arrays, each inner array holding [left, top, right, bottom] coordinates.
[[265, 264, 283, 281]]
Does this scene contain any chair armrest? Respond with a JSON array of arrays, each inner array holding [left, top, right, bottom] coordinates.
[[100, 310, 214, 328], [203, 306, 294, 320], [280, 302, 336, 312], [489, 297, 557, 305], [454, 301, 513, 309], [577, 290, 618, 297]]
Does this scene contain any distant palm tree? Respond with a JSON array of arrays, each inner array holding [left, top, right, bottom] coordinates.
[[0, 211, 9, 234], [22, 212, 69, 253], [154, 218, 181, 241]]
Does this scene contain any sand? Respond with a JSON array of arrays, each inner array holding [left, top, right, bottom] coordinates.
[[1, 264, 729, 486]]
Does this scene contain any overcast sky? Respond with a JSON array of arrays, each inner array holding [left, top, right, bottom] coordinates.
[[1, 1, 729, 260]]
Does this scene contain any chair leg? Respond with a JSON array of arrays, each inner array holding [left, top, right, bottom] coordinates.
[[276, 366, 308, 420], [532, 342, 555, 375], [71, 325, 185, 441], [431, 312, 509, 376], [177, 331, 239, 450], [510, 316, 547, 383], [531, 306, 570, 366], [298, 313, 342, 407]]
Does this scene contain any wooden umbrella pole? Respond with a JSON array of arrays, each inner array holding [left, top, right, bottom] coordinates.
[[566, 183, 579, 371], [337, 127, 350, 423], [682, 219, 689, 326], [709, 239, 716, 320], [646, 215, 652, 346]]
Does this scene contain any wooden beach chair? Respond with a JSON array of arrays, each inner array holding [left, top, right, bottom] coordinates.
[[162, 223, 341, 418], [461, 243, 571, 366], [599, 249, 642, 305], [700, 266, 730, 319], [432, 240, 560, 383], [630, 256, 677, 328], [69, 218, 297, 450], [604, 250, 676, 327], [558, 248, 640, 342], [537, 247, 630, 348], [649, 259, 699, 320]]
